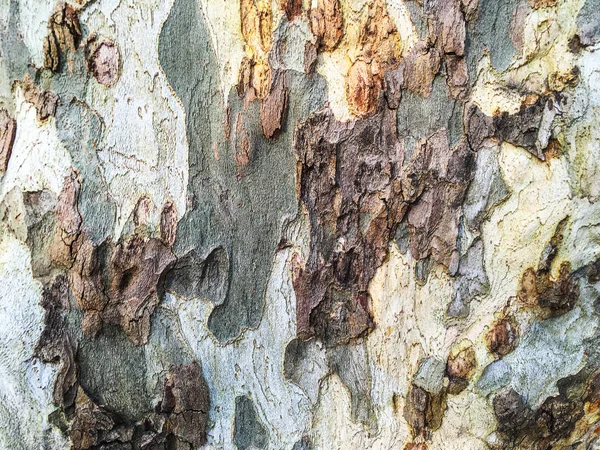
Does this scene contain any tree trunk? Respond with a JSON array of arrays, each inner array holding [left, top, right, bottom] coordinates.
[[0, 0, 599, 448]]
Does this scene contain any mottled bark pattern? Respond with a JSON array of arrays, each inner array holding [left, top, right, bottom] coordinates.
[[0, 0, 599, 449]]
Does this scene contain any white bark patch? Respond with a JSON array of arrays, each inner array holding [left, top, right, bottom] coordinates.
[[81, 0, 189, 238], [0, 234, 67, 449]]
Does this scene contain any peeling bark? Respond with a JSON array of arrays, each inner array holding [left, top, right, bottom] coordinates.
[[1, 0, 600, 449]]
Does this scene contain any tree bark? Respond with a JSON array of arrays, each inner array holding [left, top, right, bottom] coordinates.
[[0, 0, 599, 449]]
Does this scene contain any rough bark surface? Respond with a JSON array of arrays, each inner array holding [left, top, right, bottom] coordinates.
[[0, 0, 599, 449]]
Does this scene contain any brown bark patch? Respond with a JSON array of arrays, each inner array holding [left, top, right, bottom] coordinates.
[[422, 0, 471, 99], [70, 235, 177, 345], [446, 342, 476, 381], [260, 71, 289, 139], [86, 36, 120, 87], [404, 383, 447, 436], [66, 362, 209, 449], [0, 109, 16, 172], [235, 113, 252, 179], [43, 3, 82, 72], [304, 41, 318, 75], [346, 59, 379, 117], [22, 75, 60, 122], [528, 0, 557, 8], [486, 317, 519, 357], [517, 218, 579, 316], [50, 169, 83, 268], [493, 388, 534, 435], [346, 0, 402, 116], [405, 134, 475, 269], [239, 0, 273, 99], [70, 388, 115, 450], [493, 94, 557, 161], [160, 200, 178, 246], [384, 42, 442, 104], [236, 56, 272, 100], [293, 101, 477, 343], [160, 362, 210, 448], [309, 0, 344, 51], [293, 108, 405, 344], [280, 0, 303, 20]]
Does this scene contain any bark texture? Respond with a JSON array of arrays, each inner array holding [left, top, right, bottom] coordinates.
[[0, 0, 599, 449]]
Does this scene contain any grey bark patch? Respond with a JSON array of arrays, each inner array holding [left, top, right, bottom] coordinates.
[[477, 360, 512, 396], [448, 238, 489, 318], [233, 396, 268, 450], [413, 357, 446, 395], [53, 78, 116, 245], [292, 436, 312, 450], [502, 277, 599, 408], [414, 256, 433, 285], [20, 189, 58, 278], [466, 0, 524, 74], [395, 76, 462, 159], [394, 221, 410, 254], [74, 322, 153, 422], [404, 1, 427, 38], [165, 247, 229, 304], [283, 338, 327, 403], [462, 141, 509, 233], [0, 0, 32, 85], [159, 0, 326, 342], [576, 0, 600, 47], [328, 342, 376, 429]]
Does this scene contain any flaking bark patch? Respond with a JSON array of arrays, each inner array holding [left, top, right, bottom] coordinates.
[[486, 317, 519, 358], [34, 275, 78, 408], [293, 103, 477, 343], [85, 36, 120, 87], [344, 0, 402, 116], [43, 3, 82, 72], [405, 134, 475, 270], [22, 75, 60, 122], [260, 71, 289, 140], [65, 362, 209, 450], [281, 0, 303, 20], [159, 362, 210, 448], [293, 107, 404, 344], [239, 0, 273, 99], [309, 0, 344, 51], [70, 235, 176, 345], [517, 218, 580, 317], [50, 169, 83, 268], [493, 94, 559, 161], [384, 42, 441, 101], [0, 109, 16, 172]]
